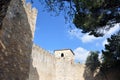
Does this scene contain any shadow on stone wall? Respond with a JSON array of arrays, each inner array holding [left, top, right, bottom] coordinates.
[[29, 58, 39, 80], [0, 0, 11, 29]]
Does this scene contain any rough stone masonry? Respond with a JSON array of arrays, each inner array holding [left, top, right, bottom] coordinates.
[[0, 0, 37, 80], [30, 44, 85, 80]]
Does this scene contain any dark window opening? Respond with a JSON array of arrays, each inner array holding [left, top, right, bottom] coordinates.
[[61, 53, 64, 57]]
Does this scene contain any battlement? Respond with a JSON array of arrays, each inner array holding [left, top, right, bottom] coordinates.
[[32, 44, 55, 59], [22, 0, 38, 38]]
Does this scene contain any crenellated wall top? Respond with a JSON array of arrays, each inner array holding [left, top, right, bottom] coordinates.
[[22, 0, 38, 38]]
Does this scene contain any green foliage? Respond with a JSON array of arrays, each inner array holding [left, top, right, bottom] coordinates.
[[73, 0, 120, 37], [102, 31, 120, 68], [85, 51, 100, 72], [37, 0, 120, 37]]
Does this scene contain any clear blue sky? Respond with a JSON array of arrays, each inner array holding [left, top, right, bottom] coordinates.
[[26, 0, 119, 63]]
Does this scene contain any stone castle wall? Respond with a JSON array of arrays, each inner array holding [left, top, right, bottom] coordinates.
[[55, 50, 85, 80], [30, 45, 85, 80], [0, 0, 37, 80], [30, 44, 56, 80], [22, 0, 37, 37]]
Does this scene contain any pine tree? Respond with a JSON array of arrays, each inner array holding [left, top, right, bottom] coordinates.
[[36, 0, 120, 37], [85, 51, 100, 72], [102, 31, 120, 68]]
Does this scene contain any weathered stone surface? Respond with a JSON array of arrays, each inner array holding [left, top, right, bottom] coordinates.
[[23, 2, 37, 37], [0, 0, 11, 29], [30, 44, 56, 80], [30, 45, 85, 80], [0, 0, 35, 79], [29, 59, 39, 80], [55, 49, 85, 80]]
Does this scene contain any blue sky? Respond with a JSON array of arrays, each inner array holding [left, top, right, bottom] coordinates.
[[26, 0, 120, 63]]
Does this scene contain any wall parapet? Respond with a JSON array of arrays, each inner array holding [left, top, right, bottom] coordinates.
[[22, 0, 37, 38], [31, 44, 56, 80]]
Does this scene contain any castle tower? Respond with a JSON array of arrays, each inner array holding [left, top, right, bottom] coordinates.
[[54, 49, 74, 62], [54, 49, 75, 80]]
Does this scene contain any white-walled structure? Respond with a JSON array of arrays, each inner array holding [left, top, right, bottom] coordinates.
[[29, 44, 85, 80]]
